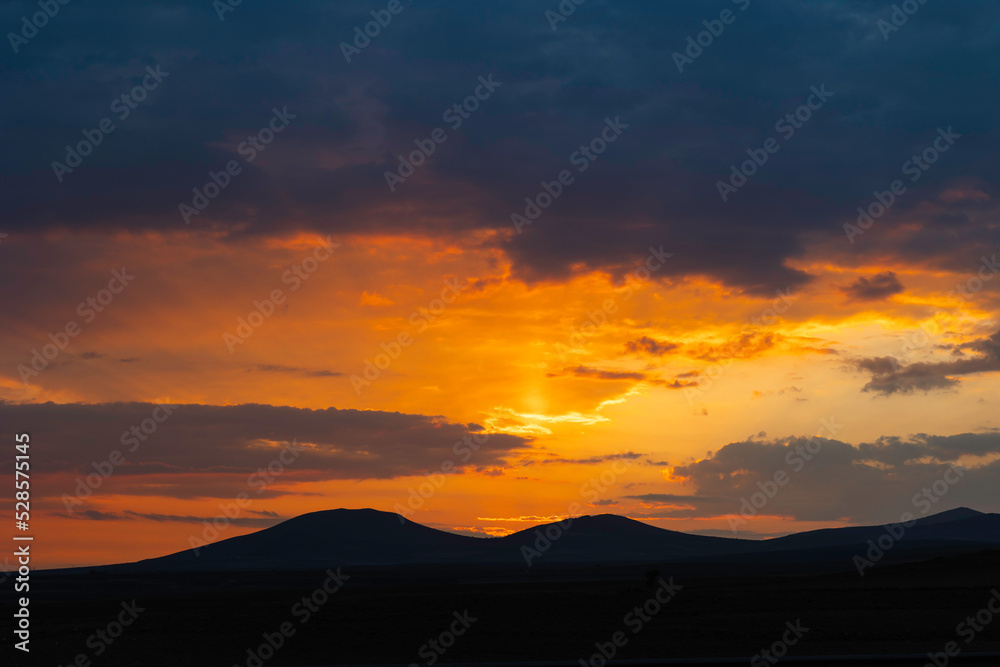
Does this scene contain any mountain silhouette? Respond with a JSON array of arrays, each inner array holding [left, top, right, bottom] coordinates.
[[139, 508, 486, 570], [493, 513, 756, 563], [107, 506, 999, 572], [758, 507, 997, 552]]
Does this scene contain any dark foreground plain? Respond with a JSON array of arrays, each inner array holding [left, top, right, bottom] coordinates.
[[5, 550, 1000, 666]]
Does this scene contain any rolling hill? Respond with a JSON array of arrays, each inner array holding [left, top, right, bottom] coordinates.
[[102, 506, 1000, 572]]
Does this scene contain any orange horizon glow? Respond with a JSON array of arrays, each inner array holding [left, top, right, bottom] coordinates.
[[1, 228, 998, 569]]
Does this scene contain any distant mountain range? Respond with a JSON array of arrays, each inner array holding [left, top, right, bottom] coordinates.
[[100, 506, 1000, 573]]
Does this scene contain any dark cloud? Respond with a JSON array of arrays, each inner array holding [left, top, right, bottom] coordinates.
[[253, 364, 344, 377], [54, 509, 283, 528], [654, 378, 700, 389], [0, 402, 531, 491], [625, 493, 726, 504], [691, 331, 781, 362], [853, 329, 1000, 395], [536, 451, 643, 465], [840, 272, 905, 302], [751, 386, 803, 400], [624, 336, 679, 356], [55, 509, 122, 521], [4, 1, 998, 293], [633, 431, 1000, 522], [857, 431, 1000, 466], [558, 365, 646, 381]]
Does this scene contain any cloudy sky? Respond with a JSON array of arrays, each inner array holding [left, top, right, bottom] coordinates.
[[1, 0, 999, 567]]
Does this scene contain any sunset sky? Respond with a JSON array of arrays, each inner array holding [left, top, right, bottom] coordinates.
[[2, 0, 999, 569]]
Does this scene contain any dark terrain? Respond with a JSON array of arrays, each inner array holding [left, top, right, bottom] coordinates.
[[4, 508, 1000, 665], [108, 507, 1000, 571]]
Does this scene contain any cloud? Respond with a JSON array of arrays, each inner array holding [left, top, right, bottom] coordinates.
[[303, 369, 344, 377], [624, 337, 680, 356], [3, 1, 999, 293], [751, 386, 803, 400], [840, 272, 905, 302], [536, 451, 644, 465], [690, 331, 781, 362], [625, 493, 727, 504], [857, 431, 1000, 466], [643, 431, 1000, 522], [55, 509, 284, 528], [853, 329, 1000, 395], [654, 378, 700, 389], [558, 366, 647, 381], [550, 365, 695, 388], [252, 364, 344, 378], [0, 402, 532, 494], [360, 291, 394, 306]]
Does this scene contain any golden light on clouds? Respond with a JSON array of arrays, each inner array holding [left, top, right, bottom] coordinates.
[[2, 227, 998, 567]]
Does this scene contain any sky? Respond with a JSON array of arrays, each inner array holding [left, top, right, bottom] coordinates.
[[1, 0, 999, 569]]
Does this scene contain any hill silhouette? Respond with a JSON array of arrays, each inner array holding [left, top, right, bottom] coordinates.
[[140, 508, 486, 570], [101, 506, 1000, 572]]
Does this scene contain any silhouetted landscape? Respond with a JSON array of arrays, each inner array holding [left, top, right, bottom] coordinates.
[[5, 1, 1000, 664], [6, 507, 1000, 665], [101, 506, 1000, 571]]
